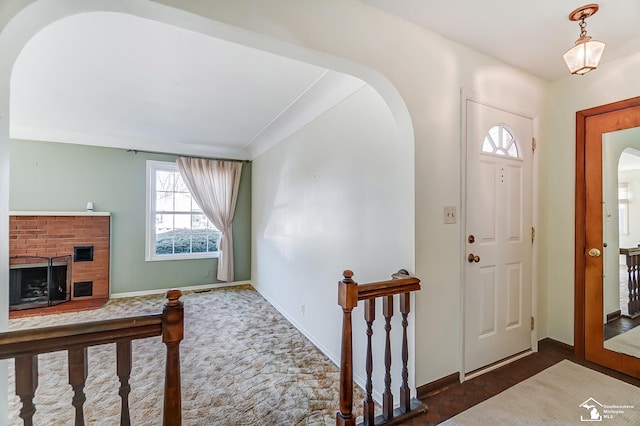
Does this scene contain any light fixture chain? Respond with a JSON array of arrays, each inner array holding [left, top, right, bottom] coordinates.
[[579, 17, 587, 38]]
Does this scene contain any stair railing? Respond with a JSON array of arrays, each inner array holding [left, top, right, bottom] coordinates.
[[0, 289, 184, 426], [336, 269, 426, 426]]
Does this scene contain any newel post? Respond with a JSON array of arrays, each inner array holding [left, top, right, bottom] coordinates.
[[337, 270, 359, 426], [162, 289, 184, 426]]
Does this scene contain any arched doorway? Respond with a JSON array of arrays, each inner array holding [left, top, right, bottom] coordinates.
[[0, 0, 414, 419]]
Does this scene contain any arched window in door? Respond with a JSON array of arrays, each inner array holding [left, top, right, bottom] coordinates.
[[482, 124, 520, 158]]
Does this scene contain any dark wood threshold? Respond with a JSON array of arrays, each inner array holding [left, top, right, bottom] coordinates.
[[416, 338, 576, 400], [465, 349, 532, 379]]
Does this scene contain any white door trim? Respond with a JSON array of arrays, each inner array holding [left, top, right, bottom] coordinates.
[[459, 87, 539, 382]]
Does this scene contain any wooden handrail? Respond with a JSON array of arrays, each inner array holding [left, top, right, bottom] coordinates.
[[0, 315, 162, 359], [0, 289, 184, 426], [357, 278, 421, 301], [337, 270, 426, 426]]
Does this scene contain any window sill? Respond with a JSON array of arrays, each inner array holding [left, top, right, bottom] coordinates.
[[146, 252, 220, 262]]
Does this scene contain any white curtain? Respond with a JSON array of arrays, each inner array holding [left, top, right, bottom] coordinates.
[[176, 157, 242, 282]]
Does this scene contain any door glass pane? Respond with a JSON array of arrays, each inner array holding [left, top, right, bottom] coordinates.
[[482, 125, 520, 158]]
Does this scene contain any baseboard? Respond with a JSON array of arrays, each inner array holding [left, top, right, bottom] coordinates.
[[416, 372, 459, 399], [606, 310, 622, 323], [253, 286, 375, 401], [537, 337, 574, 353], [253, 287, 340, 365], [110, 280, 251, 299]]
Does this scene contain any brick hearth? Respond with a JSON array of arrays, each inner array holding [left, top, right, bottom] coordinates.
[[9, 213, 110, 305]]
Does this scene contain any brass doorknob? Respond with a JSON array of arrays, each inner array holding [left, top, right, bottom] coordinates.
[[468, 253, 480, 263], [588, 248, 601, 257]]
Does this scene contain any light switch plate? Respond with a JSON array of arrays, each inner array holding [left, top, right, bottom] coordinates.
[[444, 206, 457, 224]]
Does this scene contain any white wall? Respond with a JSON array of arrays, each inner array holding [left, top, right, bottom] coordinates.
[[0, 2, 37, 421], [0, 49, 7, 426], [602, 134, 621, 318], [162, 0, 547, 385], [543, 51, 640, 344], [619, 166, 640, 249], [252, 84, 414, 398]]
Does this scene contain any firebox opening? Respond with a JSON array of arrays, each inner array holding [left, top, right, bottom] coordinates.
[[9, 255, 72, 310]]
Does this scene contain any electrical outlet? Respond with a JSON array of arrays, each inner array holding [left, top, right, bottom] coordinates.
[[444, 206, 457, 224]]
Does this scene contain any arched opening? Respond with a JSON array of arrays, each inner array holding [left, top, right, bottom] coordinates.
[[0, 0, 415, 420]]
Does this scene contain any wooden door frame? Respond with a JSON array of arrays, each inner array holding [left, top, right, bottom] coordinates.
[[575, 96, 640, 373]]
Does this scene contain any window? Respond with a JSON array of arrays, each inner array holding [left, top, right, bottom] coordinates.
[[619, 182, 630, 235], [482, 125, 520, 158], [146, 160, 221, 261]]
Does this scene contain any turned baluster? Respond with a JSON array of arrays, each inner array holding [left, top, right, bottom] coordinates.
[[336, 270, 358, 426], [632, 260, 635, 314], [632, 257, 640, 315], [637, 259, 640, 314], [117, 340, 133, 426], [15, 355, 38, 426], [68, 347, 88, 426], [627, 259, 632, 312], [399, 292, 411, 412], [382, 295, 394, 420], [363, 299, 376, 425], [162, 289, 184, 426]]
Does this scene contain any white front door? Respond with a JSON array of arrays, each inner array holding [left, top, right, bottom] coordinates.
[[464, 99, 533, 374]]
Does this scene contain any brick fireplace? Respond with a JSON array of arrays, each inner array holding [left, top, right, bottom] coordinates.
[[9, 212, 110, 311]]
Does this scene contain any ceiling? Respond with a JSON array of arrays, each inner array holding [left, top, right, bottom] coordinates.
[[363, 0, 640, 82], [619, 149, 640, 172], [10, 3, 640, 159], [10, 12, 366, 160]]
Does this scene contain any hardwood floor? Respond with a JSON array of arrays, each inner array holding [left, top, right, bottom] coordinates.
[[604, 314, 640, 340], [398, 341, 640, 425]]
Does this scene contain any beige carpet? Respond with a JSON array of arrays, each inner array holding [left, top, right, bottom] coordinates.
[[605, 325, 640, 359], [7, 285, 366, 425], [440, 360, 640, 425]]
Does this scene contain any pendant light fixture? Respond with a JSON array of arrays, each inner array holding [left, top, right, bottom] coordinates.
[[563, 4, 605, 75]]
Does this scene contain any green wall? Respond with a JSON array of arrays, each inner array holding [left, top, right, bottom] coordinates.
[[9, 139, 251, 294]]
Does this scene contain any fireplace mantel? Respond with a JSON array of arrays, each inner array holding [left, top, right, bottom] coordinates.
[[10, 211, 111, 216]]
